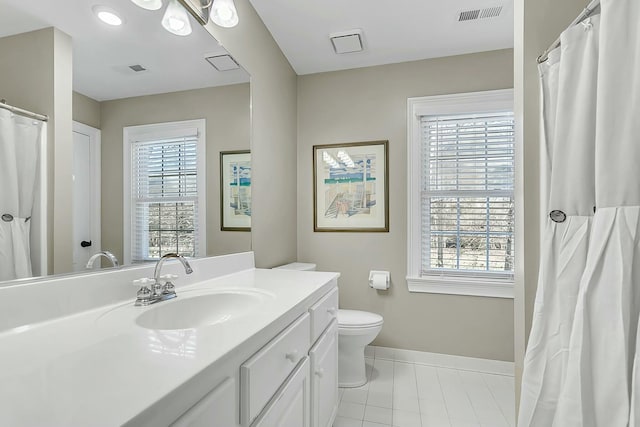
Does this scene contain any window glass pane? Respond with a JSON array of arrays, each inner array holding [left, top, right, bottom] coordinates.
[[459, 233, 487, 271], [177, 202, 195, 230], [489, 235, 514, 271], [177, 231, 195, 257], [159, 203, 177, 231], [148, 231, 160, 259], [429, 233, 458, 270]]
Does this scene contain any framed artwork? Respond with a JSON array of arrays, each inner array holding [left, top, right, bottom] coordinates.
[[220, 150, 251, 231], [313, 140, 389, 232]]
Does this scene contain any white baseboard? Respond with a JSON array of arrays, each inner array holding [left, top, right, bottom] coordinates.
[[365, 345, 514, 377]]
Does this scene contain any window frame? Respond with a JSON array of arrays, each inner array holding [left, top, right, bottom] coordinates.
[[407, 89, 515, 299], [123, 119, 207, 264]]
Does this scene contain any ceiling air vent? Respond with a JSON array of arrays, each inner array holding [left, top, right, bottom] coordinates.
[[329, 29, 364, 54], [205, 54, 240, 71], [480, 6, 503, 18], [458, 5, 503, 21], [128, 64, 147, 72], [459, 9, 481, 21]]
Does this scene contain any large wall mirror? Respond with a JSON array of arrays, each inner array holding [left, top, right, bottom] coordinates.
[[0, 0, 251, 285]]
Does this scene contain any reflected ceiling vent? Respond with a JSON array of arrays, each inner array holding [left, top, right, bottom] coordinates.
[[128, 64, 147, 72], [329, 29, 364, 54], [458, 5, 503, 21], [205, 54, 240, 71]]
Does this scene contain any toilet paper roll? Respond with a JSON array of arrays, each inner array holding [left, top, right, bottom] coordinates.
[[369, 271, 390, 290]]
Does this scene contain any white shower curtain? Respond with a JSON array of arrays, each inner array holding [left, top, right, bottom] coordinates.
[[520, 0, 640, 425], [0, 108, 43, 281]]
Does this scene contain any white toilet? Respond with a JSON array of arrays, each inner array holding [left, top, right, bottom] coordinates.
[[337, 309, 383, 387], [274, 262, 384, 388]]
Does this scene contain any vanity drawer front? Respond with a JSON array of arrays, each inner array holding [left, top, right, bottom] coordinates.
[[241, 313, 311, 426], [309, 288, 338, 344]]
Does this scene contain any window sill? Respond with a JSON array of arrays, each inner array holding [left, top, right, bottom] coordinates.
[[406, 275, 514, 299]]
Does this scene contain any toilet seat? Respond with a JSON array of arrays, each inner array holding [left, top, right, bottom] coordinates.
[[338, 309, 384, 329]]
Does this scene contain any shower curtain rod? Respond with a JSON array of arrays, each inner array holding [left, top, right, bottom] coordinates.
[[0, 100, 48, 122], [537, 0, 601, 64]]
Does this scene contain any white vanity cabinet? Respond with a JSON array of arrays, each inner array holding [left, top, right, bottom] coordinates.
[[162, 281, 339, 427], [238, 287, 339, 427]]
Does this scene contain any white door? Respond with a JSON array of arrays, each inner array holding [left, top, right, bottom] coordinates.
[[72, 122, 101, 271], [310, 321, 339, 427], [252, 358, 310, 427]]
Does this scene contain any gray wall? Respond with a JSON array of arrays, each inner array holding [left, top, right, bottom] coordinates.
[[99, 84, 251, 264], [203, 0, 298, 268], [297, 49, 515, 361], [0, 28, 73, 275], [72, 92, 101, 129], [513, 0, 587, 404]]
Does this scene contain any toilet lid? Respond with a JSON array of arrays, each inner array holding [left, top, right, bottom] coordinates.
[[338, 309, 383, 328]]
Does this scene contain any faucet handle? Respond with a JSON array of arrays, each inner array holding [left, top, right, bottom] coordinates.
[[133, 278, 154, 287], [133, 278, 154, 305], [159, 274, 178, 296]]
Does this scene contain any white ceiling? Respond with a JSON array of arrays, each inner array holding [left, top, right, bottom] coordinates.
[[0, 0, 514, 100], [0, 0, 250, 101], [249, 0, 514, 75]]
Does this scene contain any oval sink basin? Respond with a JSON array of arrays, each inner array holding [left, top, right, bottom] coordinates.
[[135, 291, 267, 330]]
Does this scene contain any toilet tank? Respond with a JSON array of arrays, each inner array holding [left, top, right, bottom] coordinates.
[[273, 262, 317, 271]]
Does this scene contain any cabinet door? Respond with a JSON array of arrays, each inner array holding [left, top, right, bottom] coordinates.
[[252, 357, 310, 427], [310, 320, 339, 427], [171, 377, 236, 427]]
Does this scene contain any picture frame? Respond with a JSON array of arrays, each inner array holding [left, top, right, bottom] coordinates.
[[313, 140, 389, 232], [220, 150, 251, 231]]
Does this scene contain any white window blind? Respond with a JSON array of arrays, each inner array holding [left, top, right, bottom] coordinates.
[[421, 111, 515, 275], [130, 134, 201, 262]]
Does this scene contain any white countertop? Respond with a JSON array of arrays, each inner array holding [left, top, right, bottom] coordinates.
[[0, 267, 338, 427]]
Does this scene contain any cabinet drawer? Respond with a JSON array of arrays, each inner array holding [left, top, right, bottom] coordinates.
[[241, 313, 311, 426], [309, 288, 338, 344]]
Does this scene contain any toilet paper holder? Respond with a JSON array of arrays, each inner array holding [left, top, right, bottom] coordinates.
[[369, 270, 390, 290]]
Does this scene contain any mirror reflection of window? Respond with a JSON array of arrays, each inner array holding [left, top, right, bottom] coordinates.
[[124, 120, 207, 263]]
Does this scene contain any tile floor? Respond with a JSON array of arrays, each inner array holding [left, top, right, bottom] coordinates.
[[333, 355, 515, 427]]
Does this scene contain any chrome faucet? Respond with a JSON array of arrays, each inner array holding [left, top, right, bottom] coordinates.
[[154, 253, 193, 283], [134, 253, 193, 306], [86, 251, 120, 269]]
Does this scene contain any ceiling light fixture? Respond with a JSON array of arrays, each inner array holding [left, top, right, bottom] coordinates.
[[130, 0, 163, 11], [93, 5, 124, 26], [162, 0, 193, 36], [132, 0, 239, 37], [210, 0, 239, 28]]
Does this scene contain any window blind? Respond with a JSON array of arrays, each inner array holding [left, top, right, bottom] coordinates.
[[131, 135, 200, 262], [420, 111, 515, 275]]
